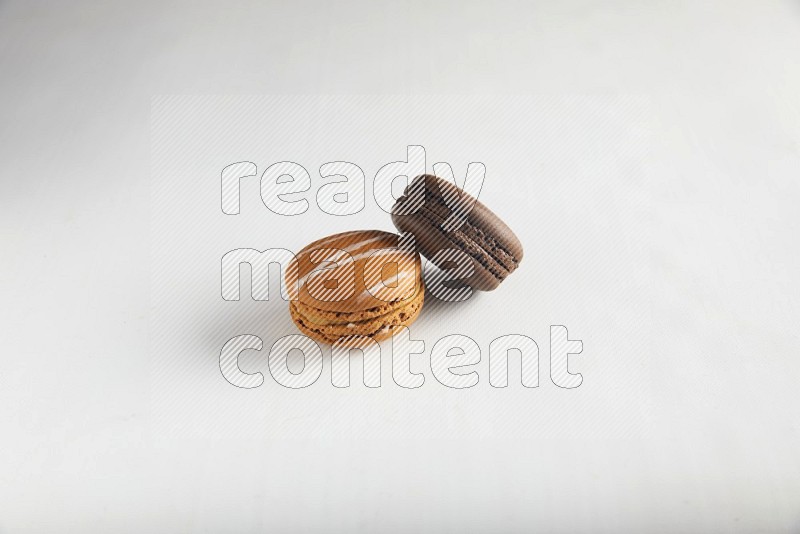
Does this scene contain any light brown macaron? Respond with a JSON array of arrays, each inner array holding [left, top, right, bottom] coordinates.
[[286, 230, 425, 344]]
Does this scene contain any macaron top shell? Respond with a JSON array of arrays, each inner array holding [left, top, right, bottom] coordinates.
[[286, 230, 423, 313]]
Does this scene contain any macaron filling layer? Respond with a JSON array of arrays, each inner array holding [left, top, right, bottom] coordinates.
[[289, 289, 424, 344]]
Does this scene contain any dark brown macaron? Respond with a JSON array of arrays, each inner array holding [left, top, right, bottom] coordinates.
[[391, 174, 523, 291]]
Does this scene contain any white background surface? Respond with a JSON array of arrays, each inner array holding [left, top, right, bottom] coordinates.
[[150, 94, 651, 441], [1, 1, 799, 532]]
